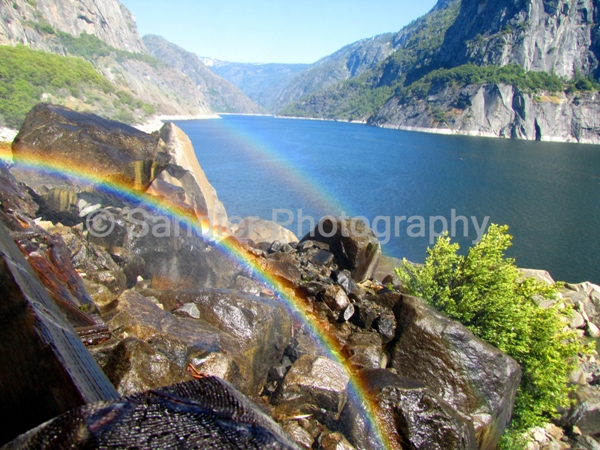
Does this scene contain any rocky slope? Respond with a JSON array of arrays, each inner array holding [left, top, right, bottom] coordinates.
[[143, 35, 264, 114], [0, 0, 215, 127], [205, 60, 309, 112], [1, 104, 598, 449], [279, 0, 600, 143]]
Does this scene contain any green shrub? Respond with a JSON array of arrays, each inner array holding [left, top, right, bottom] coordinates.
[[395, 224, 588, 438], [0, 44, 114, 127]]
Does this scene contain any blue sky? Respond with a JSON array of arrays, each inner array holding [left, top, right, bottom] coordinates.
[[119, 0, 438, 64]]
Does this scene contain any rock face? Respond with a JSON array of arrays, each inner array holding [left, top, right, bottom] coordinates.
[[157, 122, 228, 230], [302, 217, 381, 282], [361, 369, 478, 450], [272, 355, 350, 422], [0, 0, 146, 53], [12, 103, 168, 191], [5, 378, 301, 449], [143, 35, 264, 114], [371, 84, 600, 144], [0, 221, 118, 446], [0, 0, 216, 123], [389, 295, 522, 450], [439, 0, 600, 79]]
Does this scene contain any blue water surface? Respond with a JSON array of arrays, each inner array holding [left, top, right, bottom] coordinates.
[[175, 115, 600, 284]]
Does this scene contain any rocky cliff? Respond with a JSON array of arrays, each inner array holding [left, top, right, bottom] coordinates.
[[372, 83, 600, 143], [278, 0, 600, 143], [0, 0, 215, 126], [143, 35, 264, 114], [0, 0, 145, 53], [439, 0, 600, 79]]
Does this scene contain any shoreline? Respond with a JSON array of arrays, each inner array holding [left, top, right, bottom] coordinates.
[[274, 115, 367, 125]]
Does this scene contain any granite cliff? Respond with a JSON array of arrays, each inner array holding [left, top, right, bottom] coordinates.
[[277, 0, 600, 143], [0, 0, 215, 124]]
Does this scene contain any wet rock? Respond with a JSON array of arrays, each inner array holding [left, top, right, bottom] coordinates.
[[373, 312, 396, 344], [301, 217, 381, 282], [89, 337, 190, 396], [272, 355, 350, 422], [284, 333, 321, 362], [233, 275, 264, 296], [333, 270, 359, 295], [320, 431, 356, 450], [174, 302, 200, 319], [389, 295, 521, 450], [0, 222, 118, 446], [104, 289, 256, 395], [344, 332, 383, 370], [235, 217, 299, 245], [0, 160, 37, 217], [12, 104, 168, 191], [558, 385, 600, 436], [572, 435, 600, 450], [311, 249, 335, 267], [271, 240, 283, 253], [107, 246, 145, 287], [283, 421, 315, 449], [321, 285, 350, 312], [340, 304, 355, 322], [265, 253, 302, 287], [133, 288, 292, 396], [5, 378, 301, 450], [361, 369, 477, 450]]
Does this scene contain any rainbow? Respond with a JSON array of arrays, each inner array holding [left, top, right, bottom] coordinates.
[[0, 146, 395, 450]]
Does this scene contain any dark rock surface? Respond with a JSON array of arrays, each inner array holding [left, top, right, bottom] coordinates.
[[389, 295, 522, 450], [362, 369, 478, 450], [11, 103, 169, 192], [5, 378, 301, 450], [301, 217, 381, 282]]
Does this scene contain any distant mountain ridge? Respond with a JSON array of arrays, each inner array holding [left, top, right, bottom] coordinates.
[[206, 61, 309, 112], [143, 35, 264, 114]]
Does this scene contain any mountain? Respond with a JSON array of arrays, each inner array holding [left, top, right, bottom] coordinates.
[[271, 33, 398, 112], [143, 35, 264, 114], [278, 0, 600, 143], [0, 0, 213, 127], [206, 61, 308, 112], [0, 0, 145, 53]]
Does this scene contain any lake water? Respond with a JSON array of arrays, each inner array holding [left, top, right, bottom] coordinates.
[[175, 115, 600, 285]]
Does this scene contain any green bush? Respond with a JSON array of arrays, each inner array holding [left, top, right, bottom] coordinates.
[[395, 224, 588, 439]]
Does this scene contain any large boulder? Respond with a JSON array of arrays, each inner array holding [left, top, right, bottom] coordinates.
[[272, 355, 350, 422], [11, 103, 169, 193], [558, 385, 600, 437], [301, 217, 381, 282], [104, 289, 292, 397], [156, 123, 228, 230], [389, 295, 522, 450], [360, 369, 478, 450], [0, 222, 118, 446], [5, 378, 301, 449]]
